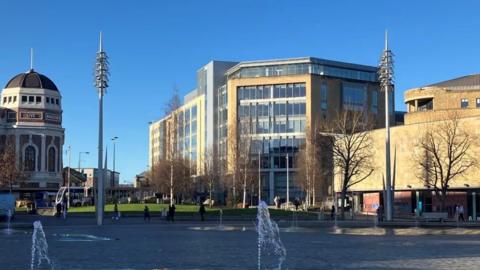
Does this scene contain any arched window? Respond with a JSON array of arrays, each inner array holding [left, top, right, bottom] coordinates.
[[48, 147, 56, 172], [24, 145, 36, 171]]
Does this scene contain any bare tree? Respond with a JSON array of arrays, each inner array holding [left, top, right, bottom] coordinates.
[[0, 137, 24, 192], [323, 110, 375, 217], [238, 120, 254, 208], [203, 147, 220, 207], [296, 121, 323, 207], [414, 113, 477, 211], [164, 86, 182, 116]]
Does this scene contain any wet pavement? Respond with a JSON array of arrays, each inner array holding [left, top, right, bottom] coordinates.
[[2, 216, 480, 269]]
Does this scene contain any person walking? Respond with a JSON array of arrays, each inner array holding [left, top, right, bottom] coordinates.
[[144, 205, 151, 222], [330, 205, 336, 220], [459, 205, 465, 222], [199, 203, 206, 221], [274, 196, 279, 209], [56, 202, 62, 218], [113, 202, 120, 220], [62, 201, 67, 220], [168, 204, 176, 222]]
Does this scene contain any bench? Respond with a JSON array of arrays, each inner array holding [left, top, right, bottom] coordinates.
[[421, 212, 448, 222]]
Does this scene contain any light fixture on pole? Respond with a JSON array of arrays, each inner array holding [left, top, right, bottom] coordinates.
[[111, 136, 118, 187], [94, 31, 109, 226], [379, 30, 394, 221], [78, 151, 90, 172]]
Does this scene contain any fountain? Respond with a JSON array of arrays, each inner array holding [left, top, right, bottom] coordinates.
[[257, 201, 286, 270], [219, 209, 223, 228], [31, 221, 54, 270]]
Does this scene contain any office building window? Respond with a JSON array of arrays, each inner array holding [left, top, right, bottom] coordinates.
[[342, 83, 366, 111], [371, 90, 378, 113], [321, 83, 328, 110], [476, 98, 480, 108], [29, 96, 34, 103], [461, 98, 469, 108], [36, 96, 42, 103], [13, 96, 16, 103]]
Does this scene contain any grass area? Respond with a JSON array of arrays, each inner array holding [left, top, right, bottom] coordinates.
[[65, 203, 318, 218], [67, 203, 219, 213]]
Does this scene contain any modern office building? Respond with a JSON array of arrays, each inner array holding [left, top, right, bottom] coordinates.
[[226, 57, 386, 203], [0, 68, 64, 198], [341, 74, 480, 218], [150, 56, 389, 204], [149, 61, 237, 173]]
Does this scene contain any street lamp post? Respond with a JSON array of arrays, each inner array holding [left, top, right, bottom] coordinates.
[[67, 146, 71, 208], [286, 153, 289, 208], [258, 150, 261, 205], [94, 32, 109, 226], [78, 151, 90, 172], [111, 137, 118, 188], [379, 30, 394, 221]]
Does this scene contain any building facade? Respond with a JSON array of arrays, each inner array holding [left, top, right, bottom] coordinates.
[[340, 74, 480, 219], [150, 57, 389, 204], [82, 168, 120, 189], [0, 69, 64, 198], [226, 57, 385, 203]]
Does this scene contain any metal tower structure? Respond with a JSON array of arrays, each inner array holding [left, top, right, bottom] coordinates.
[[94, 32, 109, 226], [379, 30, 394, 221]]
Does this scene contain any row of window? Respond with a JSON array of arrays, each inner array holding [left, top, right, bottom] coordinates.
[[238, 83, 306, 101], [249, 136, 306, 154], [240, 118, 306, 134], [1, 95, 61, 106], [229, 63, 377, 82], [23, 145, 57, 172], [238, 102, 306, 118], [460, 98, 480, 108]]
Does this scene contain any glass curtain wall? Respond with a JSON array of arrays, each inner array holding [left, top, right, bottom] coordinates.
[[237, 83, 307, 202]]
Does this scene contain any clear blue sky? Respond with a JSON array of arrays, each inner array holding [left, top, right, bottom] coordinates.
[[1, 1, 479, 183]]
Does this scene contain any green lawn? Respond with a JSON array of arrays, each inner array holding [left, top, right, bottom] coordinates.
[[67, 203, 218, 213], [65, 203, 318, 218]]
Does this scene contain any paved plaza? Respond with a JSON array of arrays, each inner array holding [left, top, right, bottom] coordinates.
[[2, 215, 480, 270]]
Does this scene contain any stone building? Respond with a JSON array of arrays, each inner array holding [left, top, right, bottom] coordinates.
[[0, 69, 64, 198], [339, 74, 480, 219]]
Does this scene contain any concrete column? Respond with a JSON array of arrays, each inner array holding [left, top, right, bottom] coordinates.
[[15, 134, 20, 167], [41, 135, 46, 172], [473, 192, 477, 222], [414, 100, 418, 111], [269, 171, 274, 205]]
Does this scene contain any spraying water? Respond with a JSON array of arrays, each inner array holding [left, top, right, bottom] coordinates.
[[219, 209, 223, 228], [257, 201, 286, 270], [31, 221, 53, 270]]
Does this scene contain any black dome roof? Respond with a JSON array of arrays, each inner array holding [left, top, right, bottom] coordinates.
[[4, 69, 58, 91]]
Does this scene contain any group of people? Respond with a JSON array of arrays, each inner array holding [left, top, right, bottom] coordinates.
[[455, 204, 466, 222], [55, 200, 68, 219], [143, 204, 177, 222]]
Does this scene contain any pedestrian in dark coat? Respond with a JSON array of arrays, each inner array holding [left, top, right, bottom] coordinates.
[[144, 205, 151, 222], [169, 204, 176, 222], [199, 204, 206, 221]]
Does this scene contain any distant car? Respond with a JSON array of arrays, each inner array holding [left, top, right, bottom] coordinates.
[[0, 194, 16, 220]]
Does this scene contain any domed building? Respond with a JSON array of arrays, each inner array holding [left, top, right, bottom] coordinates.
[[0, 69, 64, 197]]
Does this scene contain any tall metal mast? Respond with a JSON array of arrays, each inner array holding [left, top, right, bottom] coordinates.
[[94, 32, 109, 226], [379, 30, 394, 221]]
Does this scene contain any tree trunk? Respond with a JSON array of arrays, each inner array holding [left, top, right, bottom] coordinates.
[[242, 174, 247, 208], [209, 181, 213, 208], [340, 188, 347, 219], [440, 189, 447, 212]]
